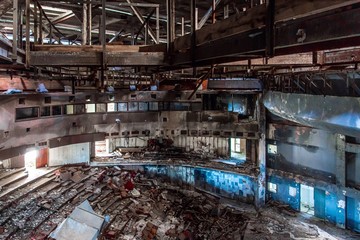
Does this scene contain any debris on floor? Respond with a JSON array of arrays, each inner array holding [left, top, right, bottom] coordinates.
[[0, 166, 358, 240]]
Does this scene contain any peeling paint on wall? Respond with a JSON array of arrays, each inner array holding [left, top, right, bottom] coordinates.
[[144, 165, 255, 203]]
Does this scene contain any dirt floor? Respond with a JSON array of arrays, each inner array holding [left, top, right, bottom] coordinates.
[[0, 166, 358, 240]]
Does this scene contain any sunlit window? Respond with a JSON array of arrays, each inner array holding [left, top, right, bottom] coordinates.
[[86, 104, 96, 113], [268, 182, 277, 193], [107, 103, 117, 112]]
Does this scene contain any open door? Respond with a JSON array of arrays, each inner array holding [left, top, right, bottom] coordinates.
[[300, 184, 315, 215]]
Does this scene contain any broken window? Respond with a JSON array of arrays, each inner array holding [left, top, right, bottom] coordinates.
[[118, 103, 127, 112], [64, 105, 74, 115], [52, 105, 62, 115], [75, 104, 85, 114], [160, 102, 170, 111], [268, 182, 277, 193], [231, 95, 248, 115], [235, 138, 241, 152], [149, 102, 158, 111], [230, 138, 246, 161], [128, 102, 138, 111], [40, 106, 51, 117], [171, 102, 191, 111], [289, 186, 297, 197], [267, 144, 278, 154], [107, 103, 117, 112], [139, 102, 149, 111], [16, 107, 39, 120], [86, 104, 96, 113], [96, 103, 107, 112]]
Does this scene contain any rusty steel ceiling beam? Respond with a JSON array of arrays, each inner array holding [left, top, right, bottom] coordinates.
[[172, 3, 360, 67], [30, 51, 166, 66], [125, 0, 158, 44]]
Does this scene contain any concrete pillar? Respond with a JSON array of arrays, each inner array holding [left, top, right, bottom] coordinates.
[[82, 3, 88, 45], [25, 0, 30, 68], [255, 94, 266, 207], [12, 0, 18, 62], [86, 2, 92, 45], [336, 134, 346, 228]]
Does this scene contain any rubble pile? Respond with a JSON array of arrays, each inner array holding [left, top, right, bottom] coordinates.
[[96, 137, 222, 163], [96, 167, 249, 240]]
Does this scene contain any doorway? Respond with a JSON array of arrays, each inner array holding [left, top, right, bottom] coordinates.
[[24, 149, 38, 168], [300, 184, 315, 215], [95, 140, 109, 157], [230, 138, 246, 161]]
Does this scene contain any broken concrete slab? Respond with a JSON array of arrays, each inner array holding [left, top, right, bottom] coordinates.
[[50, 200, 105, 240]]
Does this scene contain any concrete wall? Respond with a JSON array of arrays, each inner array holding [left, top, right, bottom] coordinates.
[[0, 91, 259, 160], [267, 124, 336, 182], [346, 138, 360, 189], [2, 155, 24, 168], [48, 142, 90, 166], [346, 151, 360, 187]]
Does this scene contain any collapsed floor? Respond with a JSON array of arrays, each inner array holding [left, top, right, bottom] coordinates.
[[0, 166, 359, 240]]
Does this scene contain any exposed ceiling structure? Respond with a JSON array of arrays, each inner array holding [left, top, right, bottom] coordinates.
[[0, 0, 250, 44], [0, 0, 358, 84], [1, 3, 359, 99]]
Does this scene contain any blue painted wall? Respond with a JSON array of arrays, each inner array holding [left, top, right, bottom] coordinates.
[[267, 175, 300, 211], [325, 191, 337, 224], [347, 197, 360, 233], [267, 175, 338, 225], [144, 165, 255, 203]]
